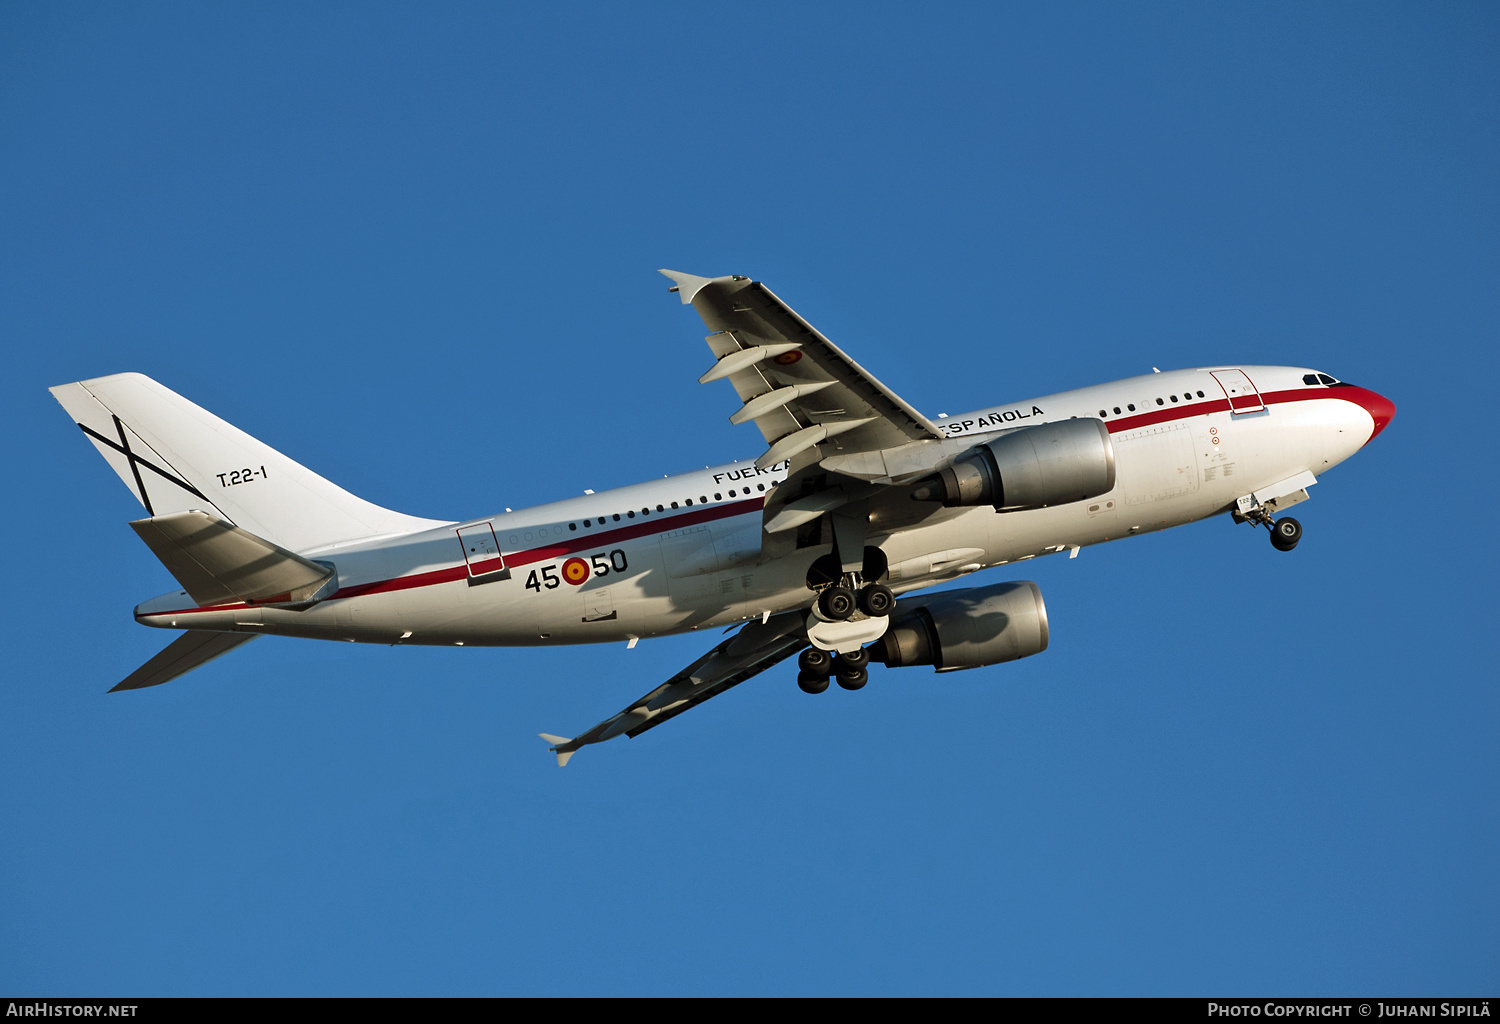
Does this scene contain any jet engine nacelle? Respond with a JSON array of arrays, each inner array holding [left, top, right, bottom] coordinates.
[[869, 580, 1049, 672], [911, 418, 1115, 511]]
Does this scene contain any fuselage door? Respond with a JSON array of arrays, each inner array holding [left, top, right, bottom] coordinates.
[[1211, 369, 1265, 414], [456, 522, 507, 577]]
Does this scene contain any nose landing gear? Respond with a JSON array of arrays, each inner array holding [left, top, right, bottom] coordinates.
[[1233, 495, 1303, 552]]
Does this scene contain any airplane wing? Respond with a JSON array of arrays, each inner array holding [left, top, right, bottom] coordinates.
[[659, 270, 945, 472], [660, 270, 967, 559], [540, 610, 809, 765]]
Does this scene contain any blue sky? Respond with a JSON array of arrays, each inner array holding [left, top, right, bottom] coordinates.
[[2, 2, 1496, 995]]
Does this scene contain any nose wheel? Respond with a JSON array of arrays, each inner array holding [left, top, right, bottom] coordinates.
[[1269, 516, 1302, 551]]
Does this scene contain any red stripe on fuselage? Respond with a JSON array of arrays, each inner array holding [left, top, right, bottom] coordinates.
[[1098, 387, 1343, 434]]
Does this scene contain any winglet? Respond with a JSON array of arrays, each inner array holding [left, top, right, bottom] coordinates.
[[538, 733, 577, 767], [657, 269, 719, 305]]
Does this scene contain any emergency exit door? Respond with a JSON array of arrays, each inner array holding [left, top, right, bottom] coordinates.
[[1211, 369, 1265, 414]]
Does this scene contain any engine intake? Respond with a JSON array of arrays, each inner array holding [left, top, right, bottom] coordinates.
[[869, 580, 1049, 672], [911, 418, 1115, 511]]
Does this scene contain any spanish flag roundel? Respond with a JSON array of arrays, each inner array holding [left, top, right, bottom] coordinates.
[[562, 557, 590, 585]]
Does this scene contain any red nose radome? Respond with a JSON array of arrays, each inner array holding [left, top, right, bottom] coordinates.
[[1338, 385, 1396, 444]]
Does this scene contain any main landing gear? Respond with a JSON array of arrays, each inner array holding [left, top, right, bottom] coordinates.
[[801, 575, 889, 694], [798, 645, 868, 693], [816, 581, 895, 621], [799, 547, 893, 695]]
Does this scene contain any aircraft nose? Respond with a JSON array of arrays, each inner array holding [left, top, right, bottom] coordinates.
[[1338, 384, 1396, 444]]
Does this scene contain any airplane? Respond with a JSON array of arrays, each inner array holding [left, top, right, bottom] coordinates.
[[50, 269, 1395, 765]]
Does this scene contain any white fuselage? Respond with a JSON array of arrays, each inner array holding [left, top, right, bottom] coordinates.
[[133, 365, 1382, 646]]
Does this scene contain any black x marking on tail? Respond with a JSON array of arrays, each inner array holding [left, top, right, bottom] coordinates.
[[77, 416, 208, 517]]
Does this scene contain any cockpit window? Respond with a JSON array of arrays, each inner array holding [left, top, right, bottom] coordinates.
[[1317, 373, 1339, 385], [1303, 374, 1321, 386]]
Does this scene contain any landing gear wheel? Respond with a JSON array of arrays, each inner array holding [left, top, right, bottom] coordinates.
[[798, 647, 832, 675], [835, 666, 868, 690], [834, 648, 869, 690], [1270, 516, 1302, 552], [798, 671, 830, 694], [858, 583, 895, 617], [818, 586, 856, 621], [836, 647, 869, 670]]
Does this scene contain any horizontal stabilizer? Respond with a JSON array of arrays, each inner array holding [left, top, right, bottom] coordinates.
[[538, 733, 577, 767], [658, 268, 725, 305], [111, 630, 259, 691], [130, 509, 336, 607]]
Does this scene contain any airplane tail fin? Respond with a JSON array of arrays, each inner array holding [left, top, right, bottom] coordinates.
[[50, 373, 445, 553]]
